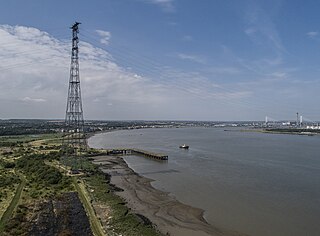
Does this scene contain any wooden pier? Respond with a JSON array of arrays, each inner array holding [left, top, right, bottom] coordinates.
[[131, 149, 168, 160], [106, 148, 168, 161]]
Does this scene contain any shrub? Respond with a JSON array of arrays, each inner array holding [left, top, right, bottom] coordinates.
[[4, 162, 15, 168]]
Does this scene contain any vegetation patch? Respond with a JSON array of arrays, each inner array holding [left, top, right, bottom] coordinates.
[[84, 171, 162, 236], [16, 153, 74, 199], [0, 131, 161, 236]]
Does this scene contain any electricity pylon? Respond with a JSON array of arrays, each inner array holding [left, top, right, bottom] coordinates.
[[63, 22, 87, 155]]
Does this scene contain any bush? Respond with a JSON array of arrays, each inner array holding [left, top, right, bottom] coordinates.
[[16, 154, 62, 185], [4, 162, 15, 168], [0, 175, 20, 188]]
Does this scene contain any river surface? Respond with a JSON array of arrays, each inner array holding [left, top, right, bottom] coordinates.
[[88, 127, 320, 236]]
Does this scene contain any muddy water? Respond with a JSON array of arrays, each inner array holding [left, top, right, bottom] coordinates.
[[89, 127, 320, 236]]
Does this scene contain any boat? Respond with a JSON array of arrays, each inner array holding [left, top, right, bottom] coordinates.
[[179, 144, 189, 149]]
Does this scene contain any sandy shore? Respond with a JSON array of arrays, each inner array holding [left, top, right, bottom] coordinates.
[[91, 155, 247, 236]]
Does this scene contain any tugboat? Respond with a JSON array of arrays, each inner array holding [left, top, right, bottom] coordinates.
[[179, 144, 189, 149]]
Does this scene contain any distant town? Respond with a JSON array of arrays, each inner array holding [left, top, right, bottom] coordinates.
[[0, 118, 319, 137]]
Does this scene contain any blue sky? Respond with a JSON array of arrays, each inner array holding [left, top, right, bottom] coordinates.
[[0, 0, 319, 121]]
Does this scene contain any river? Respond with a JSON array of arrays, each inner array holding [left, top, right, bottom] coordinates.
[[88, 127, 320, 236]]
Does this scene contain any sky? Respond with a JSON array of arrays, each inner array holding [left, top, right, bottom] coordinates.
[[0, 0, 320, 121]]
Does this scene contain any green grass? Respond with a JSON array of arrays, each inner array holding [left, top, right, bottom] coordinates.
[[0, 134, 70, 234], [60, 155, 97, 172], [0, 173, 26, 233], [73, 177, 106, 236], [0, 133, 62, 144], [0, 133, 162, 236], [84, 173, 162, 236]]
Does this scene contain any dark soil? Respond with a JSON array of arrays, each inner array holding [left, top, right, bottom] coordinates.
[[28, 192, 93, 236]]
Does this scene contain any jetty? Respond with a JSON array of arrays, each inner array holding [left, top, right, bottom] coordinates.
[[106, 148, 168, 161]]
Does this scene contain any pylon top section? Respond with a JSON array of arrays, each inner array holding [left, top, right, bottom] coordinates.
[[71, 22, 81, 30]]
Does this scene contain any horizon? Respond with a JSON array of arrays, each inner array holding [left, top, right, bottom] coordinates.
[[1, 118, 319, 123], [0, 1, 319, 121]]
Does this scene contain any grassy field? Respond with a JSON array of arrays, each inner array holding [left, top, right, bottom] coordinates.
[[0, 161, 20, 219], [0, 133, 162, 236], [0, 173, 25, 233], [73, 177, 106, 236], [0, 133, 62, 144], [84, 172, 162, 236], [0, 134, 73, 234]]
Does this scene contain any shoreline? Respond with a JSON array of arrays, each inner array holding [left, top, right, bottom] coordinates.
[[88, 132, 247, 236], [90, 154, 247, 236]]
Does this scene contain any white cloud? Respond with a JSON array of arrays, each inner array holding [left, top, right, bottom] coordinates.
[[142, 0, 175, 12], [22, 97, 46, 102], [168, 21, 178, 26], [2, 24, 249, 120], [96, 30, 111, 45], [0, 24, 171, 119], [270, 72, 287, 78], [182, 35, 193, 41], [307, 31, 318, 38], [177, 53, 206, 64], [205, 67, 242, 75], [244, 3, 285, 53], [0, 24, 260, 120], [244, 28, 256, 36]]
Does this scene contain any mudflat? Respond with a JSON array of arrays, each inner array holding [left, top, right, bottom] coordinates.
[[91, 155, 247, 236]]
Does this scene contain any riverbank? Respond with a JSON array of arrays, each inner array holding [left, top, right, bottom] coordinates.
[[237, 128, 320, 136], [90, 154, 247, 236]]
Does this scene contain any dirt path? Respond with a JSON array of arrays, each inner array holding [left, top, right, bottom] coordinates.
[[0, 172, 26, 232], [73, 177, 106, 236]]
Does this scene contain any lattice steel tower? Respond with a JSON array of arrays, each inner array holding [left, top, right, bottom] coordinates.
[[63, 22, 87, 155]]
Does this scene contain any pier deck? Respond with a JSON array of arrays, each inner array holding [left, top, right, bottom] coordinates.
[[106, 148, 168, 161]]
